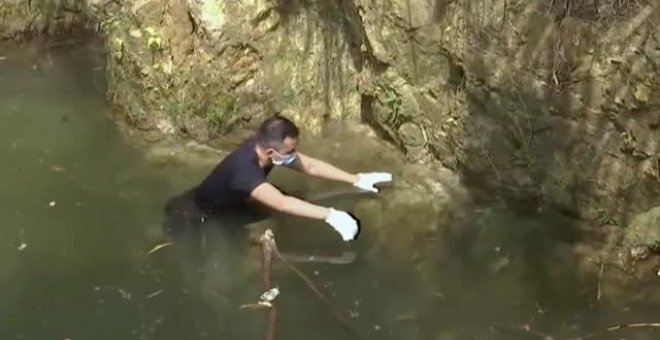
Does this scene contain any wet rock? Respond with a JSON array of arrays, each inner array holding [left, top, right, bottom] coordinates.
[[398, 122, 425, 148]]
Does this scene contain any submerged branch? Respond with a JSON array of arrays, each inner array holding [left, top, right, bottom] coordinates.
[[261, 229, 362, 339], [260, 230, 278, 340]]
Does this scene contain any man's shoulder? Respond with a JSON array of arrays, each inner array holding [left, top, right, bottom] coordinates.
[[213, 137, 255, 164], [215, 138, 262, 176]]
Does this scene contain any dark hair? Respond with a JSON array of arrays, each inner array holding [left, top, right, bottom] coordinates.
[[256, 115, 300, 149]]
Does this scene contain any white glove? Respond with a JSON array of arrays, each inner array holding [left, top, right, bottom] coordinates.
[[353, 172, 393, 193], [324, 208, 359, 241]]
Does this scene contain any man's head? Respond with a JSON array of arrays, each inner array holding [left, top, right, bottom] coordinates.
[[256, 115, 300, 165]]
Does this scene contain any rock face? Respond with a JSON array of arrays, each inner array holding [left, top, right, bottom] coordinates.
[[99, 0, 469, 153], [101, 0, 368, 140], [0, 0, 101, 40], [6, 0, 658, 226], [99, 0, 659, 226], [447, 1, 660, 226]]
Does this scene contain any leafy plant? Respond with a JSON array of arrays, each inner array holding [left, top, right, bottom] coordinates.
[[596, 208, 618, 226], [207, 96, 238, 127], [144, 26, 162, 51], [383, 90, 403, 128], [283, 86, 296, 106], [100, 16, 120, 34], [112, 37, 124, 60]]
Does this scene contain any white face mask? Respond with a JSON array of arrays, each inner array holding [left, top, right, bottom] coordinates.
[[271, 152, 297, 166]]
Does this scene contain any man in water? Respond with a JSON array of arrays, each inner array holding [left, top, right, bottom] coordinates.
[[164, 115, 392, 243]]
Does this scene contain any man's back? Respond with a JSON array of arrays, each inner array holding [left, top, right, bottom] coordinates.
[[194, 137, 273, 213]]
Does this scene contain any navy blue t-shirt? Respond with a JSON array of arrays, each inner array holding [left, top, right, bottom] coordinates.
[[194, 137, 273, 213]]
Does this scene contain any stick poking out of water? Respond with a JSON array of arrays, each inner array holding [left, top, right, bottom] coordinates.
[[261, 229, 361, 339], [261, 230, 277, 340]]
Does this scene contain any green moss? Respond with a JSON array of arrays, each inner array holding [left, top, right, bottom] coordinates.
[[283, 86, 296, 106], [624, 206, 660, 248], [100, 15, 121, 35], [143, 26, 162, 51], [206, 96, 238, 128], [596, 208, 618, 226]]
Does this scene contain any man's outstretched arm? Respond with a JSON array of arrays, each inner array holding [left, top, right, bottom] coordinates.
[[290, 152, 358, 184], [250, 182, 359, 241], [289, 152, 393, 193], [250, 181, 331, 219]]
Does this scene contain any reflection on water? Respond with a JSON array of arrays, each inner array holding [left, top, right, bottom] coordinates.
[[1, 38, 660, 340]]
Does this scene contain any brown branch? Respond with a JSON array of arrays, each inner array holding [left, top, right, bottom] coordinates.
[[260, 230, 277, 340], [263, 230, 362, 339]]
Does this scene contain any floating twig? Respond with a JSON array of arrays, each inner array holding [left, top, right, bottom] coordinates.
[[147, 242, 173, 255], [582, 321, 660, 338], [146, 290, 164, 299], [607, 322, 660, 331]]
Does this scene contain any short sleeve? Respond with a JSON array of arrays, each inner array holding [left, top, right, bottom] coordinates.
[[230, 164, 267, 196]]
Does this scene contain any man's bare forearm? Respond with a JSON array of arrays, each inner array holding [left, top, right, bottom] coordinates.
[[280, 195, 331, 220], [306, 158, 358, 184]]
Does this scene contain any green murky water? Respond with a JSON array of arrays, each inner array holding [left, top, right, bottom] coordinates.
[[1, 38, 659, 340]]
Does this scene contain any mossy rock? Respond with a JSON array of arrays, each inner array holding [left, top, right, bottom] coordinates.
[[0, 0, 97, 40], [623, 206, 660, 254]]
